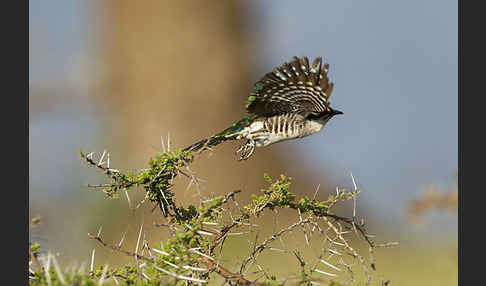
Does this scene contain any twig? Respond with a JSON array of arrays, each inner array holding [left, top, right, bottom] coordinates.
[[88, 233, 154, 263], [240, 219, 310, 273], [198, 256, 263, 286]]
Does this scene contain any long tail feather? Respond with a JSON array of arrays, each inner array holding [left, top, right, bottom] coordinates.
[[183, 115, 256, 154], [182, 135, 228, 153]]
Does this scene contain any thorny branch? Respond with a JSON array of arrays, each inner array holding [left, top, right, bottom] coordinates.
[[240, 219, 311, 272], [88, 232, 263, 285], [88, 233, 154, 263], [78, 148, 396, 285]]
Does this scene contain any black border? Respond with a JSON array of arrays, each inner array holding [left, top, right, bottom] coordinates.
[[459, 0, 483, 285], [6, 0, 28, 283]]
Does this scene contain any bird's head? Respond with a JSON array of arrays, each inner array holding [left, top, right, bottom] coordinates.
[[330, 108, 344, 116], [307, 108, 343, 125]]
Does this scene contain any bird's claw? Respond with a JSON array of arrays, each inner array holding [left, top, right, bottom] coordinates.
[[351, 216, 365, 228], [236, 139, 255, 160]]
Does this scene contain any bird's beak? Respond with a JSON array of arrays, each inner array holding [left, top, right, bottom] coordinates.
[[332, 109, 343, 115]]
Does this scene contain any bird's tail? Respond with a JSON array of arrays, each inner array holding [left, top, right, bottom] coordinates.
[[182, 135, 230, 153], [182, 115, 256, 154]]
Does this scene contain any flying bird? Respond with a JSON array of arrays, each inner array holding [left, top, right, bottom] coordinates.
[[183, 56, 343, 160]]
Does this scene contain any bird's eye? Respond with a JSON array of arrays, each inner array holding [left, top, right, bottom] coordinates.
[[307, 113, 321, 120]]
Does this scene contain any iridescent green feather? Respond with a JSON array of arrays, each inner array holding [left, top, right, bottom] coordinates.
[[245, 82, 264, 110], [216, 114, 257, 137], [183, 111, 257, 154]]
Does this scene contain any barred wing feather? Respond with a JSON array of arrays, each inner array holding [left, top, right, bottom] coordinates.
[[246, 56, 334, 118]]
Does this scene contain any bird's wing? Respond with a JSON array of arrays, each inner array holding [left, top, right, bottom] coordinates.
[[246, 56, 334, 118]]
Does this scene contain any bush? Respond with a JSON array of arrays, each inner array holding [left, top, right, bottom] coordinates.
[[29, 146, 396, 285]]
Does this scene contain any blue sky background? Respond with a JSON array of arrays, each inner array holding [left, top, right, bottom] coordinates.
[[250, 0, 457, 229]]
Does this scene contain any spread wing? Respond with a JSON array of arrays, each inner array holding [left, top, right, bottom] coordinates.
[[246, 56, 334, 117]]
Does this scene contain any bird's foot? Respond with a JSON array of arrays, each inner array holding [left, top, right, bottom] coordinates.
[[351, 216, 365, 228], [236, 139, 256, 160]]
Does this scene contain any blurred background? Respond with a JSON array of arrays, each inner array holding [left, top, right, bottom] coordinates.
[[29, 0, 457, 285]]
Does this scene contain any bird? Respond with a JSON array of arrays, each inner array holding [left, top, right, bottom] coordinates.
[[183, 56, 343, 160]]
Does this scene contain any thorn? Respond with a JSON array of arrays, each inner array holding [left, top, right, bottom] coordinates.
[[90, 248, 95, 272], [183, 265, 208, 272], [320, 259, 342, 271], [153, 265, 207, 283], [141, 232, 147, 257], [161, 136, 166, 153], [189, 249, 214, 261], [201, 222, 218, 226], [118, 228, 128, 248], [78, 262, 86, 275], [267, 247, 286, 252], [135, 222, 144, 265], [330, 241, 345, 246], [125, 189, 132, 209], [98, 264, 108, 286], [160, 258, 179, 269], [152, 248, 170, 256], [51, 253, 66, 284], [313, 184, 321, 200], [45, 253, 52, 286], [159, 189, 167, 216], [167, 132, 171, 152], [350, 171, 358, 191], [141, 272, 151, 280], [314, 268, 338, 277], [328, 249, 342, 256], [135, 192, 149, 209], [196, 230, 214, 236], [185, 177, 194, 192], [350, 171, 358, 219], [98, 150, 107, 166], [97, 225, 103, 237], [226, 231, 250, 236]]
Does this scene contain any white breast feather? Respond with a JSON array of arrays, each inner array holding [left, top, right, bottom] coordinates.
[[303, 120, 324, 136], [233, 118, 326, 148]]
